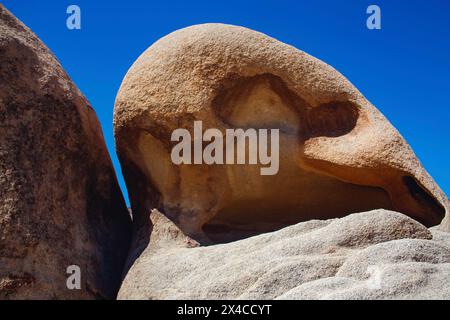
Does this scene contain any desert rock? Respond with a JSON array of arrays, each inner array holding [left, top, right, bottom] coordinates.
[[114, 24, 449, 249], [118, 209, 450, 299], [0, 5, 131, 299]]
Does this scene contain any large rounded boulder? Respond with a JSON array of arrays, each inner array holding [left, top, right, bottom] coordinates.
[[114, 24, 449, 247]]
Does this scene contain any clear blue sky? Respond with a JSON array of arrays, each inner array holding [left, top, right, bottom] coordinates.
[[4, 0, 450, 205]]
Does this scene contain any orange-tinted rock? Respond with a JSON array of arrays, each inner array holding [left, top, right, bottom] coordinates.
[[114, 24, 448, 246]]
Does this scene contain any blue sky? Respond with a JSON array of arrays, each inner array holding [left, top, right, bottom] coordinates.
[[4, 0, 450, 205]]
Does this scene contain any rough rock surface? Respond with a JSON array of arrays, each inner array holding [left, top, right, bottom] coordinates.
[[0, 5, 131, 299], [114, 23, 449, 249], [118, 209, 450, 300]]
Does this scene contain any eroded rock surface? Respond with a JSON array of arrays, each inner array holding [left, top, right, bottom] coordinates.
[[118, 210, 450, 300], [0, 5, 131, 299], [114, 24, 449, 249]]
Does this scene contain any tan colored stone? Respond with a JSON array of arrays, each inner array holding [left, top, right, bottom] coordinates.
[[114, 23, 448, 245], [0, 5, 131, 299]]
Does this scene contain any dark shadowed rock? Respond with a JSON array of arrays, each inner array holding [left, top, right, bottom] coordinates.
[[0, 5, 131, 299]]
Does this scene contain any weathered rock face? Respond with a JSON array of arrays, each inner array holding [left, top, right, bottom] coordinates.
[[114, 23, 449, 247], [0, 5, 131, 299], [118, 209, 450, 299]]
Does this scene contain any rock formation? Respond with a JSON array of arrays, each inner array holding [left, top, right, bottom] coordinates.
[[114, 23, 449, 249], [118, 209, 450, 299], [114, 24, 450, 300], [0, 5, 131, 299]]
